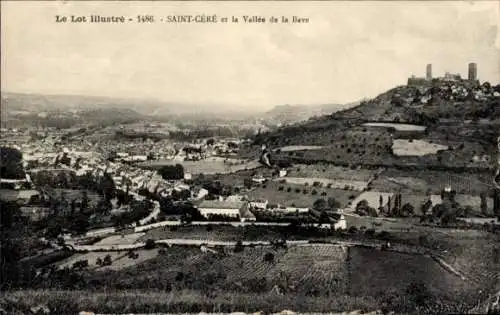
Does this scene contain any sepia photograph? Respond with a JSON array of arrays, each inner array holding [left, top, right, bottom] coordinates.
[[1, 1, 499, 314]]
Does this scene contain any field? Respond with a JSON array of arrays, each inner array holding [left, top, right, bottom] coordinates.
[[93, 232, 146, 246], [287, 164, 377, 182], [56, 249, 160, 271], [56, 251, 126, 270], [139, 225, 287, 243], [362, 122, 426, 131], [0, 289, 382, 314], [392, 139, 448, 156], [279, 145, 325, 152], [247, 180, 359, 208], [370, 168, 494, 195], [282, 177, 368, 191], [85, 244, 350, 295], [139, 157, 261, 175], [348, 247, 475, 296]]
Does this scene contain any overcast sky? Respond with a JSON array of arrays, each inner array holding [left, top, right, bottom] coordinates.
[[2, 1, 499, 111]]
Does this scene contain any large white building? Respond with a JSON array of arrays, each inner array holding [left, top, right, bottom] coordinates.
[[198, 200, 248, 220]]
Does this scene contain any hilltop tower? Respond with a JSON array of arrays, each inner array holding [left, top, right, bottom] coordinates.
[[426, 64, 432, 81], [468, 62, 477, 81]]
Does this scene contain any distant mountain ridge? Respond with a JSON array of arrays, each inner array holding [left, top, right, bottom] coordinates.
[[264, 101, 364, 124]]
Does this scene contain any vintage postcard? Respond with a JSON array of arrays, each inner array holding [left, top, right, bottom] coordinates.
[[1, 1, 499, 314]]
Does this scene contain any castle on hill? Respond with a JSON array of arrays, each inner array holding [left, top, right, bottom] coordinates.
[[407, 62, 479, 87]]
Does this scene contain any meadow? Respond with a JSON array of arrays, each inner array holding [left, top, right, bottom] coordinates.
[[370, 168, 493, 195], [247, 180, 360, 208], [139, 158, 261, 175], [286, 164, 377, 182], [279, 145, 325, 152], [362, 122, 426, 131], [392, 139, 448, 156], [93, 232, 146, 246]]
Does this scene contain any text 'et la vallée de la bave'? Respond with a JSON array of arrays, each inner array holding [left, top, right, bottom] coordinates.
[[54, 15, 310, 24]]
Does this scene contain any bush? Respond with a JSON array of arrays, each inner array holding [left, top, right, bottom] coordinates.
[[278, 186, 284, 191], [102, 254, 112, 266], [364, 228, 376, 237], [286, 187, 292, 192], [234, 240, 244, 253], [263, 252, 275, 263], [311, 190, 318, 195], [47, 298, 79, 315], [72, 259, 88, 270], [145, 239, 156, 249], [378, 230, 392, 241]]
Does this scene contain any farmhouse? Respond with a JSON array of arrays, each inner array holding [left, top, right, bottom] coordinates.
[[198, 200, 248, 220], [252, 174, 266, 184], [249, 199, 268, 209]]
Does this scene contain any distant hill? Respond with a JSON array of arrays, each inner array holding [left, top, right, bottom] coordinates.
[[0, 92, 264, 127], [1, 92, 172, 116], [263, 101, 363, 125]]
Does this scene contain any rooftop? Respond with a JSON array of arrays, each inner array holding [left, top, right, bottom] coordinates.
[[198, 200, 245, 209]]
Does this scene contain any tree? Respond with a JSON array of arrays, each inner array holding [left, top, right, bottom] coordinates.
[[72, 260, 88, 270], [480, 193, 488, 216], [313, 198, 328, 211], [355, 199, 370, 216], [319, 211, 331, 223], [99, 173, 116, 201], [145, 239, 156, 249], [327, 197, 341, 210], [45, 220, 63, 239], [421, 200, 432, 216], [0, 147, 25, 179], [69, 214, 89, 235], [263, 252, 275, 263], [243, 178, 253, 189], [102, 254, 112, 266], [81, 190, 89, 213], [180, 202, 205, 223], [158, 164, 184, 180], [234, 240, 244, 253], [401, 203, 415, 217]]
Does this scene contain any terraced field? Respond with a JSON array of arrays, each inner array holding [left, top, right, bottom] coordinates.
[[139, 225, 284, 242], [348, 246, 476, 297], [90, 245, 350, 295], [439, 239, 500, 290]]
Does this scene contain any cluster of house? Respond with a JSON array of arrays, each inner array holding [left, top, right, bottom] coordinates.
[[2, 133, 350, 227]]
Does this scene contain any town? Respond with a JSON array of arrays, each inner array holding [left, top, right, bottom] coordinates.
[[2, 1, 500, 312]]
